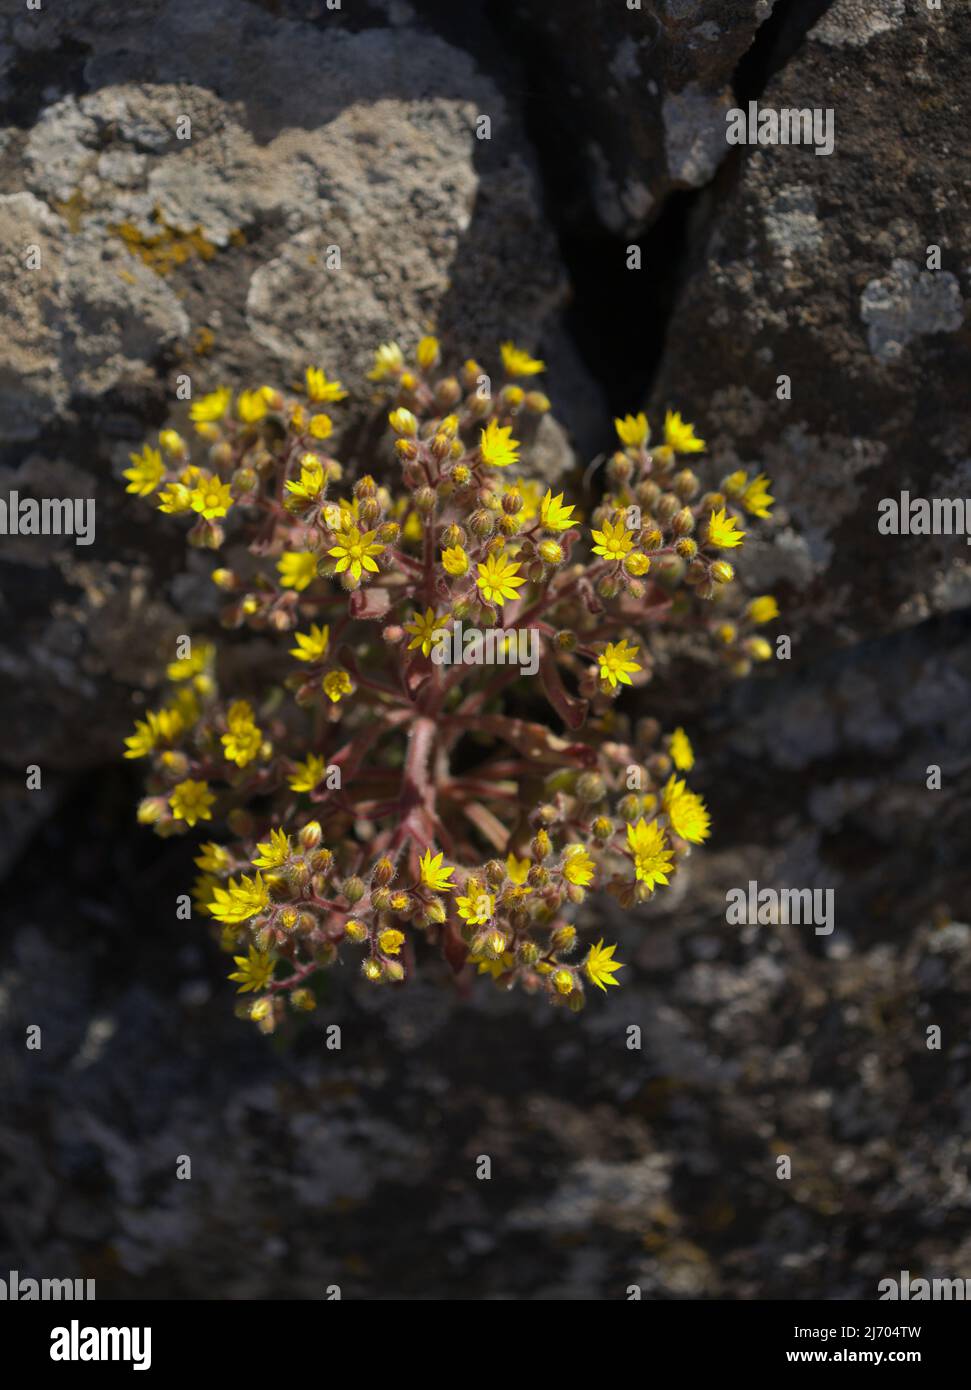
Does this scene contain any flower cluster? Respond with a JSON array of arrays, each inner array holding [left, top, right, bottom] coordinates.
[[123, 339, 778, 1028]]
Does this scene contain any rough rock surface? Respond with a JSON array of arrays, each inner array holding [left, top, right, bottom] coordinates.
[[651, 0, 971, 649], [501, 0, 780, 235]]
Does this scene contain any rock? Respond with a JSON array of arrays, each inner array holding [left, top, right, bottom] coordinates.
[[650, 0, 971, 648], [499, 0, 780, 234]]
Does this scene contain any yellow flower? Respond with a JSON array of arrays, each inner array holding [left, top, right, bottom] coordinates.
[[157, 482, 193, 514], [746, 595, 779, 624], [614, 413, 649, 448], [540, 489, 577, 532], [169, 778, 215, 827], [562, 844, 595, 887], [288, 752, 328, 792], [190, 476, 234, 519], [598, 638, 642, 688], [322, 669, 353, 703], [416, 335, 440, 370], [195, 842, 231, 874], [662, 776, 711, 844], [669, 727, 694, 771], [305, 366, 348, 402], [123, 445, 165, 496], [404, 607, 445, 658], [367, 342, 404, 381], [328, 525, 385, 582], [159, 429, 185, 458], [663, 409, 705, 454], [227, 945, 275, 993], [189, 387, 232, 424], [479, 419, 520, 469], [626, 818, 674, 889], [289, 623, 330, 663], [419, 849, 455, 893], [476, 551, 526, 606], [285, 454, 325, 502], [278, 551, 319, 591], [209, 873, 271, 925], [506, 853, 530, 885], [123, 706, 185, 759], [477, 951, 516, 978], [192, 873, 219, 915], [252, 828, 291, 869], [237, 389, 268, 423], [305, 366, 347, 405], [378, 928, 406, 956], [166, 640, 214, 682], [222, 700, 262, 767], [441, 545, 470, 576], [705, 507, 745, 550], [388, 407, 418, 436], [742, 473, 774, 518], [308, 413, 333, 439], [584, 939, 624, 992], [591, 516, 635, 561], [456, 890, 495, 925], [500, 341, 545, 376]]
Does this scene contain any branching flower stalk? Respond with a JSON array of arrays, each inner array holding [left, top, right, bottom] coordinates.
[[122, 338, 779, 1028]]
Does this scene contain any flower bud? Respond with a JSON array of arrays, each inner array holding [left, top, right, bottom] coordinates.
[[575, 772, 606, 803], [551, 924, 577, 953], [745, 636, 773, 662], [299, 821, 322, 850], [435, 377, 462, 409], [524, 391, 550, 413], [672, 506, 695, 536], [414, 486, 436, 515], [607, 452, 633, 484], [554, 629, 577, 651], [372, 856, 395, 886], [538, 539, 564, 565], [502, 489, 523, 515], [469, 509, 495, 539], [531, 828, 552, 860], [291, 989, 317, 1012], [518, 940, 540, 965], [674, 469, 700, 499], [342, 876, 366, 904], [711, 560, 735, 584]]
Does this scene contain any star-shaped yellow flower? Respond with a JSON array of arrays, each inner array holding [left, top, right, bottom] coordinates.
[[591, 516, 635, 561], [476, 551, 526, 606], [328, 525, 385, 582]]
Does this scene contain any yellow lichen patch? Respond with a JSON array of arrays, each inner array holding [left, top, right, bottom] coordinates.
[[192, 326, 216, 357], [53, 190, 91, 233], [109, 209, 219, 275]]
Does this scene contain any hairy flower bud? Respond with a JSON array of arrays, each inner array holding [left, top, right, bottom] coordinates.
[[469, 508, 495, 539], [342, 876, 366, 904], [575, 772, 606, 803]]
